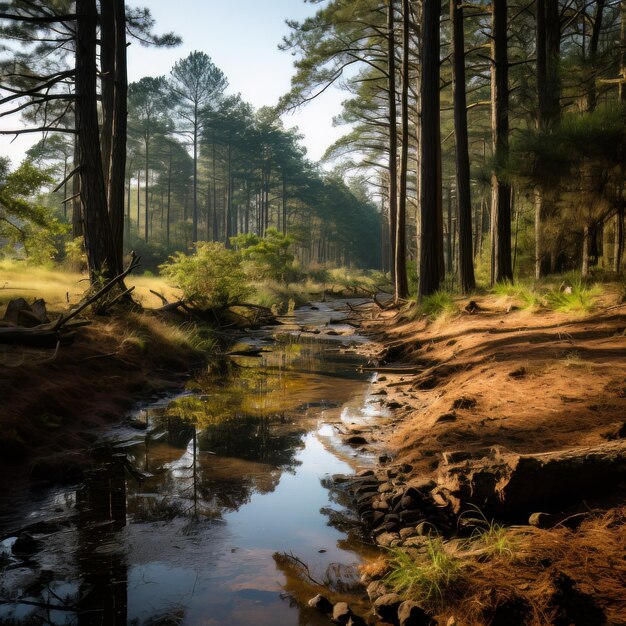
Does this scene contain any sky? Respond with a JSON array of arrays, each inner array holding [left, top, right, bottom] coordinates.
[[0, 0, 347, 166]]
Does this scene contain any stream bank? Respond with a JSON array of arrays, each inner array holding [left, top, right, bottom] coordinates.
[[337, 297, 626, 625], [0, 300, 390, 625]]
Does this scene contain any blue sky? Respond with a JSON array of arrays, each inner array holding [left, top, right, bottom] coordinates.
[[0, 0, 346, 165]]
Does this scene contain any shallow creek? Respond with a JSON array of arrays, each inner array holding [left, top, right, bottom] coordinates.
[[0, 301, 386, 625]]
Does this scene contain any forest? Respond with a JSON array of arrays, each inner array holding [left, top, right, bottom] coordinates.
[[0, 1, 625, 625]]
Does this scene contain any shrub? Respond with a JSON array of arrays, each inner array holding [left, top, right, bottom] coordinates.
[[231, 228, 298, 283], [160, 241, 252, 308]]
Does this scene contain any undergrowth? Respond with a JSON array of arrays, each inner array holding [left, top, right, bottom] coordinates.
[[383, 537, 463, 604]]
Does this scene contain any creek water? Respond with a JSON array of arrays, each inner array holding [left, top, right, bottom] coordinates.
[[0, 302, 386, 625]]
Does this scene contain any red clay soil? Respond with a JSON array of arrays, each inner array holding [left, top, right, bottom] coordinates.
[[361, 297, 626, 477], [0, 311, 201, 478]]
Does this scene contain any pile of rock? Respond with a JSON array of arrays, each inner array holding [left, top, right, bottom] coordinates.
[[307, 593, 436, 626]]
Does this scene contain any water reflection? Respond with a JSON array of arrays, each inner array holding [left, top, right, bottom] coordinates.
[[0, 303, 381, 625]]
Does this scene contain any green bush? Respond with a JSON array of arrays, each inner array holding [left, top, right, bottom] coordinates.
[[160, 241, 252, 308], [231, 228, 298, 283]]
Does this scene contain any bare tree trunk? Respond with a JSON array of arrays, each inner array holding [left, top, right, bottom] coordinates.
[[614, 209, 624, 272], [620, 0, 626, 103], [451, 0, 475, 292], [387, 0, 399, 291], [167, 145, 172, 249], [395, 0, 410, 300], [490, 0, 513, 284], [76, 0, 117, 282], [418, 0, 444, 298]]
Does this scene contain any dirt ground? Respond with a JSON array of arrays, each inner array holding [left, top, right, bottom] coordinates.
[[361, 292, 626, 478], [355, 289, 626, 625], [0, 311, 202, 479]]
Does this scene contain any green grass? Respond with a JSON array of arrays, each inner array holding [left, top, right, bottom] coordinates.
[[461, 507, 516, 558], [383, 537, 463, 604], [418, 290, 459, 321], [492, 277, 601, 314], [543, 279, 601, 313]]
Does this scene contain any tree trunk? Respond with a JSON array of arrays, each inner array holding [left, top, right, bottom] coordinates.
[[192, 114, 199, 242], [108, 0, 128, 273], [614, 209, 624, 273], [490, 0, 513, 284], [387, 0, 399, 291], [418, 0, 444, 299], [395, 0, 410, 300], [75, 0, 117, 282], [167, 146, 172, 249], [620, 0, 626, 104], [586, 0, 606, 112], [451, 0, 475, 293], [144, 134, 149, 243]]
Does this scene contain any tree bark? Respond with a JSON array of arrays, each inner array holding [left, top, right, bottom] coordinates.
[[387, 0, 398, 290], [418, 0, 444, 299], [490, 0, 513, 284], [75, 0, 117, 282], [451, 0, 475, 293], [108, 0, 127, 273], [395, 0, 410, 301]]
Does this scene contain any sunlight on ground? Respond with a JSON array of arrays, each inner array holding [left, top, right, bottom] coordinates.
[[0, 261, 181, 313]]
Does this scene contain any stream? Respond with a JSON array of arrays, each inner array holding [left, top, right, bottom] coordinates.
[[0, 301, 386, 625]]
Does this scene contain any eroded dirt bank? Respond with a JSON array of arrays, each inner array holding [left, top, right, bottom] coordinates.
[[334, 295, 626, 625], [0, 311, 204, 480]]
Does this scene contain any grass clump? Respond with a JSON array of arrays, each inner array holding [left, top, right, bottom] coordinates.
[[492, 280, 543, 309], [383, 537, 463, 604], [418, 291, 459, 321], [543, 280, 600, 313]]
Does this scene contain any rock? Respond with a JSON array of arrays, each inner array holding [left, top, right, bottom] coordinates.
[[446, 618, 457, 626], [528, 512, 553, 529], [357, 469, 375, 478], [308, 594, 333, 614], [332, 601, 353, 623], [346, 435, 368, 445], [452, 396, 477, 410], [435, 412, 457, 424], [399, 463, 414, 473], [333, 474, 351, 484], [415, 521, 433, 536], [380, 454, 392, 464], [402, 536, 429, 548], [400, 527, 417, 539], [386, 401, 404, 410], [347, 616, 366, 626], [398, 600, 436, 626], [378, 482, 394, 494], [11, 532, 40, 556], [373, 498, 390, 511], [508, 366, 527, 379], [367, 580, 388, 600], [373, 593, 402, 623], [376, 531, 400, 547], [378, 375, 388, 382], [400, 509, 424, 525]]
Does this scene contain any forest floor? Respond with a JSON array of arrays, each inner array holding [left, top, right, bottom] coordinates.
[[350, 286, 626, 625]]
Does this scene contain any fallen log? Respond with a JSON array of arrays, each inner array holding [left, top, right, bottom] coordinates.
[[0, 327, 75, 348], [435, 440, 626, 520]]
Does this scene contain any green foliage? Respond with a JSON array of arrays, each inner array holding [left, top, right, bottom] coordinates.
[[543, 280, 600, 314], [0, 159, 67, 263], [160, 242, 252, 308], [231, 228, 298, 283], [492, 278, 600, 314], [383, 538, 463, 604], [461, 506, 516, 558]]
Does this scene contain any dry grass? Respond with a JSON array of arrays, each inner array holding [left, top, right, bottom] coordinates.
[[0, 260, 182, 313], [439, 508, 626, 625]]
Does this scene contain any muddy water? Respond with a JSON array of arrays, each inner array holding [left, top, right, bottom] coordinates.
[[0, 302, 385, 625]]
